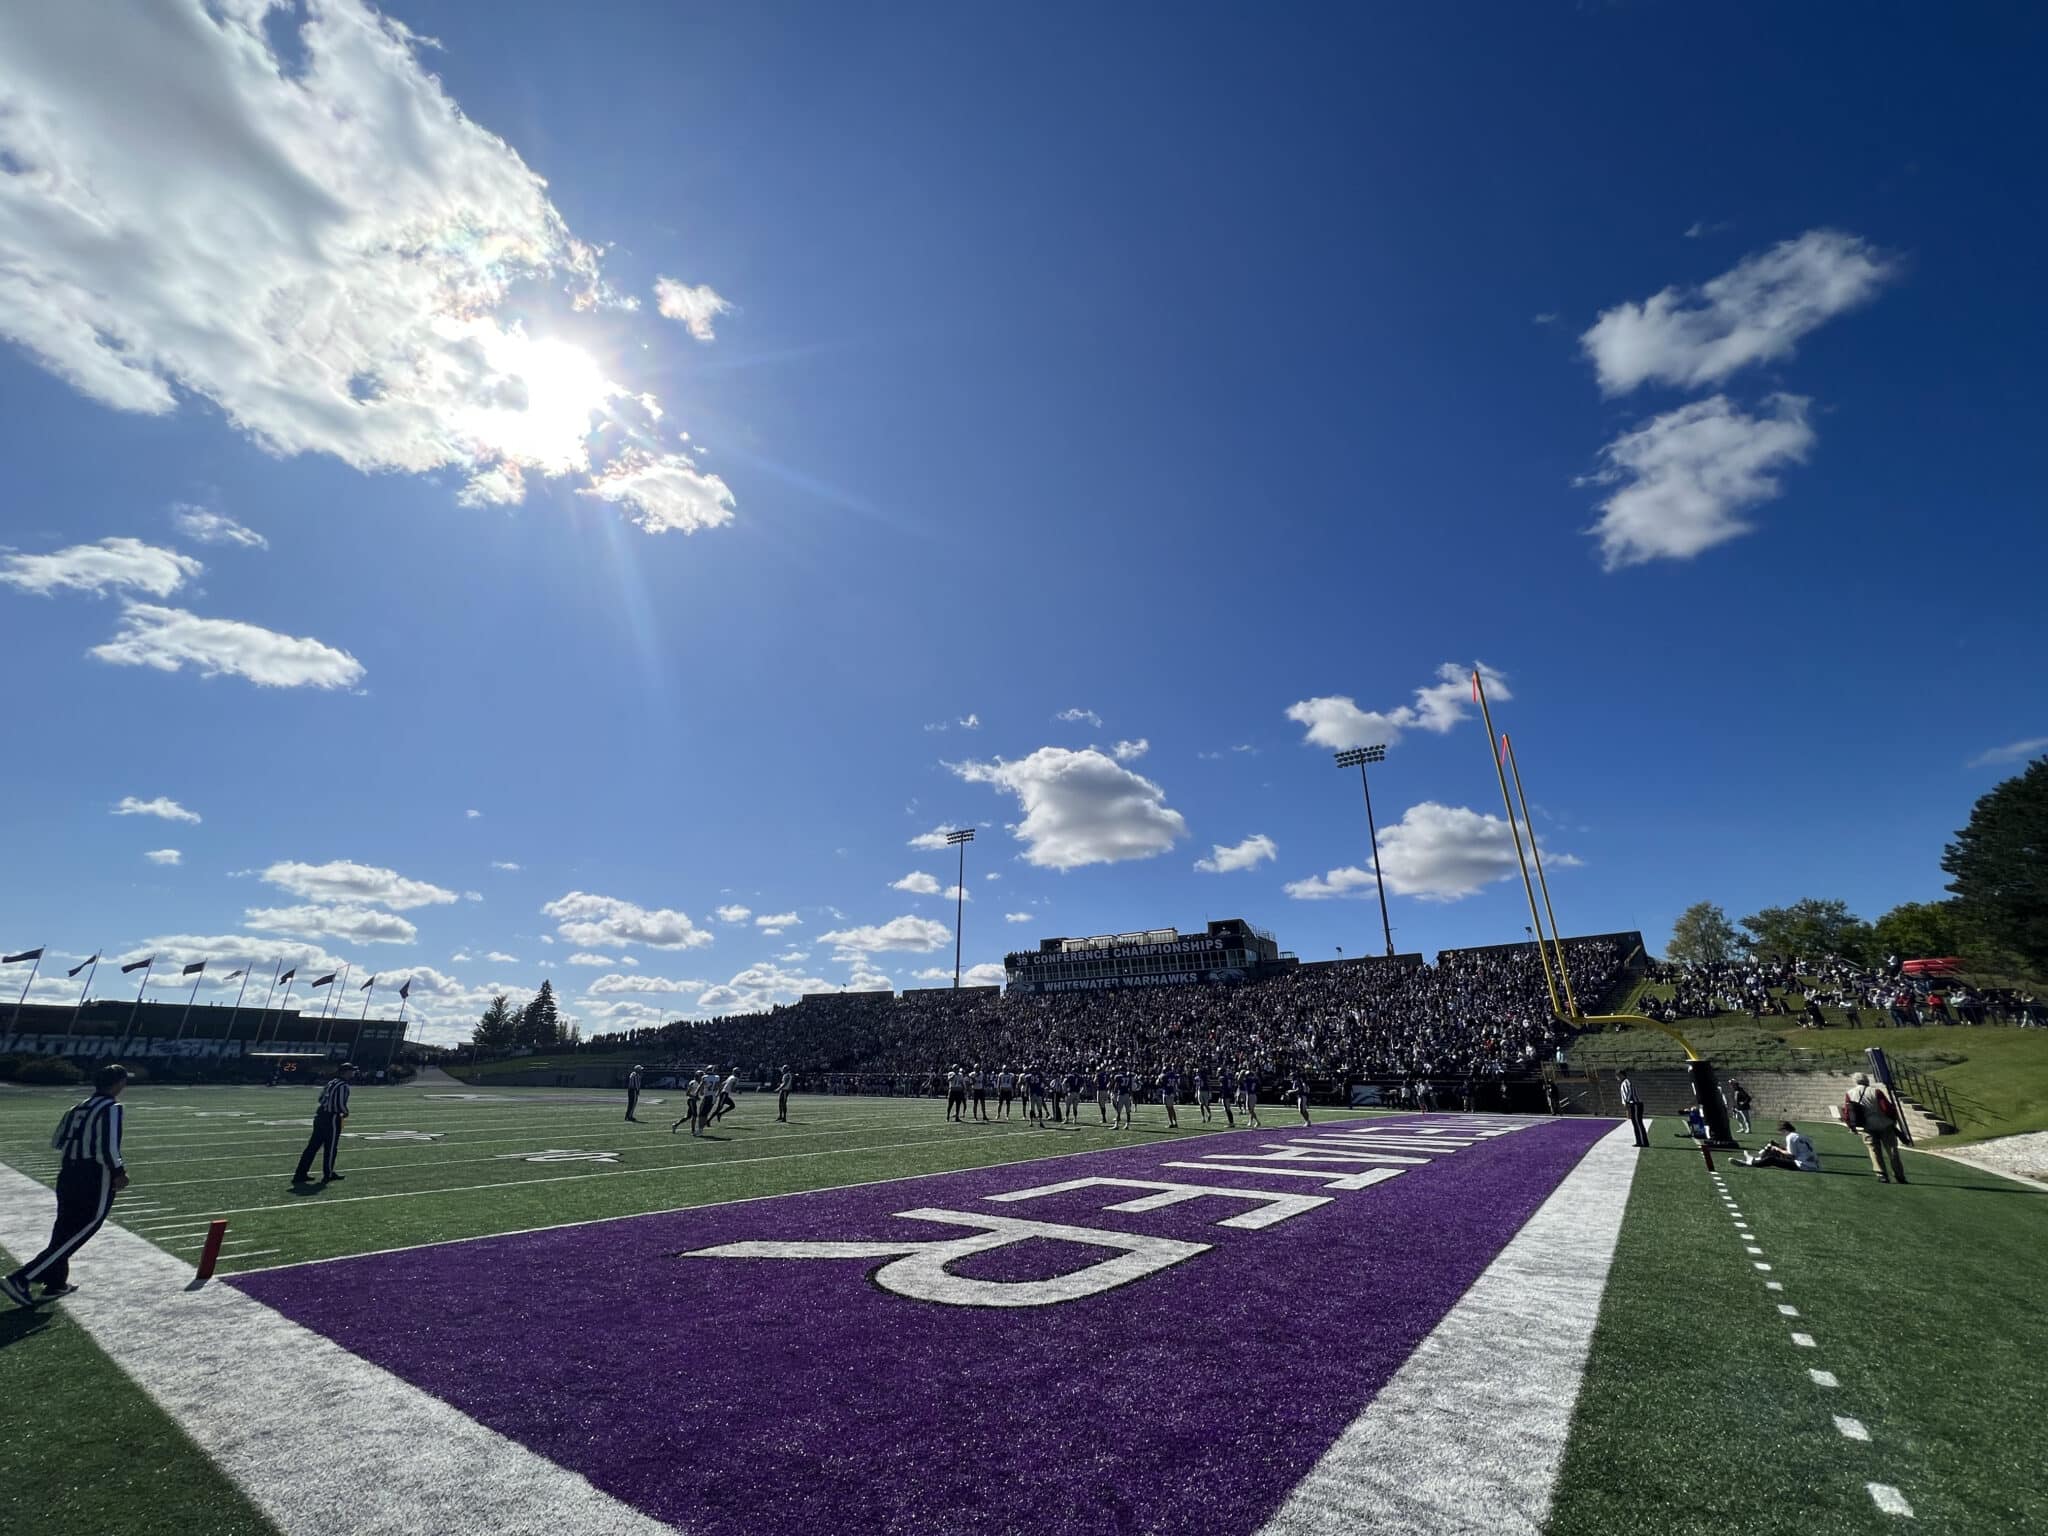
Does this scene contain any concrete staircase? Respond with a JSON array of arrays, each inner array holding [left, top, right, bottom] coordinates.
[[1556, 1067, 1951, 1140]]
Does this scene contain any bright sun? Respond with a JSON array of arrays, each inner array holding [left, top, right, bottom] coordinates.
[[460, 325, 616, 476]]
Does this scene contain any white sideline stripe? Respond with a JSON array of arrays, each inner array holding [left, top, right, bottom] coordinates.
[[1258, 1122, 1638, 1536], [1868, 1483, 1914, 1517], [1765, 1281, 1784, 1292], [1834, 1415, 1869, 1442], [1791, 1332, 1816, 1348], [1809, 1369, 1838, 1388], [0, 1162, 677, 1536], [1778, 1304, 1799, 1317]]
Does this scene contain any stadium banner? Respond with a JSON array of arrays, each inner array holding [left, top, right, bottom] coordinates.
[[1348, 1082, 1383, 1107], [1010, 967, 1246, 995], [1008, 934, 1229, 969], [237, 1114, 1612, 1535]]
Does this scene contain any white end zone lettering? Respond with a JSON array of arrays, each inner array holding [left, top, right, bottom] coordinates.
[[682, 1208, 1209, 1308], [493, 1149, 622, 1163], [984, 1176, 1330, 1231]]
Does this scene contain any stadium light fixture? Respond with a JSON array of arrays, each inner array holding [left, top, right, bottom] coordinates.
[[1332, 746, 1395, 958], [946, 828, 975, 988]]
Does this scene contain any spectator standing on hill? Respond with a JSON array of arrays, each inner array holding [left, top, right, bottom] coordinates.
[[3, 1064, 130, 1308], [624, 1064, 643, 1122], [1843, 1073, 1908, 1184], [1619, 1072, 1648, 1147], [292, 1062, 355, 1185], [1726, 1078, 1753, 1135]]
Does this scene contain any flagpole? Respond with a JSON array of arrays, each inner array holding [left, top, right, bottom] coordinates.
[[360, 979, 374, 1020], [11, 951, 43, 1029], [124, 959, 154, 1048], [66, 955, 100, 1040], [272, 974, 297, 1049], [175, 966, 205, 1041], [224, 966, 253, 1047], [252, 961, 282, 1049], [320, 962, 350, 1052]]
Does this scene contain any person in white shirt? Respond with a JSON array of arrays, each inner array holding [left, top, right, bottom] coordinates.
[[1741, 1120, 1819, 1171]]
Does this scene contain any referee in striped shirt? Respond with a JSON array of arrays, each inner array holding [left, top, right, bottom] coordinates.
[[292, 1062, 356, 1185], [2, 1064, 130, 1307]]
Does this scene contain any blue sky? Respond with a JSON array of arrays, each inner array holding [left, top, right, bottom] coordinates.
[[2, 1, 2043, 1041]]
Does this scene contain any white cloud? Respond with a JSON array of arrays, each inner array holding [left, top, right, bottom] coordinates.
[[1111, 738, 1149, 762], [891, 871, 942, 896], [465, 808, 482, 819], [1195, 833, 1277, 874], [1581, 229, 1896, 395], [0, 537, 201, 598], [1532, 312, 1559, 326], [484, 951, 519, 964], [653, 278, 733, 342], [586, 972, 708, 995], [1968, 736, 2048, 768], [579, 998, 677, 1030], [778, 948, 809, 963], [984, 872, 999, 881], [566, 952, 617, 966], [1284, 801, 1579, 904], [715, 904, 752, 923], [541, 890, 713, 950], [491, 860, 522, 872], [462, 890, 483, 902], [450, 950, 473, 963], [169, 504, 266, 549], [911, 963, 1006, 987], [261, 860, 456, 910], [1286, 662, 1510, 752], [1004, 912, 1033, 924], [817, 914, 952, 957], [114, 795, 199, 824], [949, 747, 1186, 871], [908, 825, 957, 851], [143, 848, 182, 866], [0, 0, 714, 529], [577, 449, 736, 535], [1055, 707, 1102, 727], [89, 603, 364, 689], [753, 912, 799, 933], [1580, 394, 1814, 569], [244, 903, 419, 944]]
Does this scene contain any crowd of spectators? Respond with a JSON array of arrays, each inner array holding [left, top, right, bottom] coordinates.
[[1638, 955, 2042, 1028], [587, 939, 1628, 1090]]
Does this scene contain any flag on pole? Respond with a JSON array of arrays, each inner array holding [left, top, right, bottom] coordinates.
[[360, 974, 376, 991], [398, 979, 411, 1001], [121, 957, 153, 974], [279, 967, 296, 986], [1500, 732, 1511, 765], [69, 954, 100, 978], [224, 968, 246, 982], [312, 972, 337, 988], [181, 960, 207, 977], [2, 948, 43, 964], [1471, 670, 1481, 704]]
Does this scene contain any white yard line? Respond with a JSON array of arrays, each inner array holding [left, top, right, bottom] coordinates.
[[0, 1161, 680, 1536], [1258, 1123, 1638, 1536], [1868, 1484, 1915, 1517]]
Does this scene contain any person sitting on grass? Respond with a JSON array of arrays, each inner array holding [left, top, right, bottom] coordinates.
[[1739, 1120, 1819, 1172]]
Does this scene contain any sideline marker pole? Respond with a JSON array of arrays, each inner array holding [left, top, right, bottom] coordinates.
[[195, 1220, 229, 1281]]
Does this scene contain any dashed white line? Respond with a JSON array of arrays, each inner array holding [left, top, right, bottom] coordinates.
[[1834, 1416, 1870, 1442], [1754, 1262, 1772, 1271], [1867, 1483, 1914, 1517], [1778, 1304, 1800, 1317], [1765, 1281, 1784, 1292], [1809, 1369, 1838, 1388], [1746, 1245, 1764, 1255], [1791, 1332, 1816, 1348]]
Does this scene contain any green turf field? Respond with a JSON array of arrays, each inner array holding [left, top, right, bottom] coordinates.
[[3, 1081, 2043, 1535]]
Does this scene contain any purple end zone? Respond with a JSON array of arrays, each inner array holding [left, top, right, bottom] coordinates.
[[236, 1116, 1609, 1534]]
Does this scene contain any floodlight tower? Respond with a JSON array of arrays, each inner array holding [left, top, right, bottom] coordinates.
[[946, 828, 975, 988], [1334, 745, 1395, 958]]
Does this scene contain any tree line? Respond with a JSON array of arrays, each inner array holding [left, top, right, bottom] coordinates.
[[1666, 755, 2046, 978], [470, 980, 580, 1050]]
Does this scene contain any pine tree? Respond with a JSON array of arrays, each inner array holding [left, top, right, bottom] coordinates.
[[520, 979, 561, 1047], [1944, 756, 2048, 976], [473, 994, 518, 1049]]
